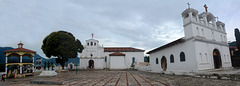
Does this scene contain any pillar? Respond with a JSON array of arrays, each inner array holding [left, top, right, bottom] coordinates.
[[212, 18, 216, 29], [196, 14, 199, 23], [203, 14, 208, 26], [20, 65, 22, 74], [188, 12, 193, 21], [32, 56, 34, 73], [5, 56, 7, 74], [20, 55, 22, 63]]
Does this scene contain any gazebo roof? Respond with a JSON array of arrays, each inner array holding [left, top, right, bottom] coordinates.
[[4, 42, 36, 54]]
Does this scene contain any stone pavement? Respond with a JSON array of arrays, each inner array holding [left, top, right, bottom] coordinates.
[[1, 70, 240, 86]]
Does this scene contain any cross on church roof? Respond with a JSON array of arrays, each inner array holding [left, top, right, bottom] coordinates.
[[91, 33, 94, 38], [187, 2, 190, 8], [204, 4, 208, 12]]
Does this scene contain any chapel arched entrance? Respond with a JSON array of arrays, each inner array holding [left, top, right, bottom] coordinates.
[[89, 60, 94, 69], [161, 56, 167, 71], [213, 49, 222, 69]]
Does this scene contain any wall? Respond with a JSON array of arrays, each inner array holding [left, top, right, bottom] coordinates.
[[149, 40, 197, 74]]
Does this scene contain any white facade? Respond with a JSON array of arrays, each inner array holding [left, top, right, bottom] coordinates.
[[79, 38, 145, 69], [147, 7, 232, 74]]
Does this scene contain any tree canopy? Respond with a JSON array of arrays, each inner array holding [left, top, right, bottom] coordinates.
[[235, 28, 240, 54], [41, 31, 84, 69]]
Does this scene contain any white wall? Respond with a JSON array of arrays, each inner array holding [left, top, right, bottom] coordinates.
[[79, 58, 104, 69], [110, 56, 126, 69], [104, 52, 144, 69], [149, 40, 197, 74]]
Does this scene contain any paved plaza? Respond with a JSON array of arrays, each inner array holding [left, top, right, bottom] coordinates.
[[1, 70, 240, 86]]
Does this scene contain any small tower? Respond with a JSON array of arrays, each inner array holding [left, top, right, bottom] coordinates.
[[181, 4, 227, 43], [181, 7, 199, 39], [18, 42, 23, 48]]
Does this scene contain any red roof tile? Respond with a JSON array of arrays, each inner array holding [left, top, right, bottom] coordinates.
[[4, 48, 36, 54], [109, 52, 125, 56], [104, 47, 145, 52]]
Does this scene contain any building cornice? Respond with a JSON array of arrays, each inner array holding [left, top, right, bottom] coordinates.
[[183, 21, 227, 34]]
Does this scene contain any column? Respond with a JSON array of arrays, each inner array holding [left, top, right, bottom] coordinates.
[[196, 14, 199, 23], [32, 56, 34, 73], [20, 55, 23, 74], [20, 55, 22, 63], [203, 14, 208, 26], [20, 65, 22, 74], [5, 56, 7, 74], [188, 12, 193, 21], [212, 19, 217, 29]]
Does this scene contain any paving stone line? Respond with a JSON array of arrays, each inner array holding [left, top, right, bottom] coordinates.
[[114, 71, 123, 86], [129, 72, 141, 86], [102, 71, 121, 86]]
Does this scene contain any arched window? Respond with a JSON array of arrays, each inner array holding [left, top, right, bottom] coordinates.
[[170, 54, 174, 63], [180, 52, 186, 62], [94, 42, 96, 46], [87, 42, 89, 46], [91, 42, 93, 46], [156, 58, 159, 64], [132, 57, 135, 63]]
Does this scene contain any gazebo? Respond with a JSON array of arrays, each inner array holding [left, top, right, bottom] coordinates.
[[4, 42, 36, 78]]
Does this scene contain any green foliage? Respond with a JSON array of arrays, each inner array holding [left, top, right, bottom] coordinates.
[[0, 63, 5, 72], [235, 28, 240, 53], [41, 31, 84, 69], [144, 56, 149, 62]]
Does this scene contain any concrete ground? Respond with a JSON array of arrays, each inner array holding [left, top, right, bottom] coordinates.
[[0, 70, 240, 86]]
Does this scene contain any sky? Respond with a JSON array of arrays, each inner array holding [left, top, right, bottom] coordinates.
[[0, 0, 239, 57]]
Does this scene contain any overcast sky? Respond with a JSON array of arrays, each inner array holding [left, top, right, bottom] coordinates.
[[0, 0, 239, 57]]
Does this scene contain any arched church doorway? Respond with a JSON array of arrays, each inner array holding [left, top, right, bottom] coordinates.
[[89, 60, 94, 69], [161, 56, 167, 71], [70, 64, 73, 70], [213, 49, 222, 69]]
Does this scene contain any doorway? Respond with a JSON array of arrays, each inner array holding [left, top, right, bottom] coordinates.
[[89, 60, 94, 69], [161, 56, 167, 71], [213, 49, 222, 69]]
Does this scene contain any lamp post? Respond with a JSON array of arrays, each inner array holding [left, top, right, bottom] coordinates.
[[75, 64, 78, 74]]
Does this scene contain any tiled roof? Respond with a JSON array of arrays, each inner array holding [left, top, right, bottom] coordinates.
[[4, 48, 36, 54], [147, 38, 185, 54], [109, 52, 125, 56], [104, 47, 145, 52]]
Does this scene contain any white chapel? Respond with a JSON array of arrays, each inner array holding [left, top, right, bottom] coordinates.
[[147, 5, 232, 74], [79, 35, 145, 69]]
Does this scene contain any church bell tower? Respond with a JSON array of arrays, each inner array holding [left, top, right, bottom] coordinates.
[[181, 4, 227, 43]]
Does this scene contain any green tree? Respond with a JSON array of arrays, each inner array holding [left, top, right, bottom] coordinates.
[[41, 31, 84, 69], [235, 28, 240, 54]]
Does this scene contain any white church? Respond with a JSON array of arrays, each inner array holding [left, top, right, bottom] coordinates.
[[79, 36, 145, 69], [147, 5, 232, 74]]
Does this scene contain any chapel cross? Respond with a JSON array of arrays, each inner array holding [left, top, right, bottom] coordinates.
[[91, 33, 94, 38], [187, 2, 190, 8], [204, 4, 208, 12]]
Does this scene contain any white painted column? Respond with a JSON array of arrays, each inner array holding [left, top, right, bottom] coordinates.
[[20, 55, 22, 74], [196, 15, 199, 23], [5, 56, 7, 74], [32, 56, 34, 73], [20, 55, 22, 63], [188, 12, 193, 21], [20, 65, 22, 74]]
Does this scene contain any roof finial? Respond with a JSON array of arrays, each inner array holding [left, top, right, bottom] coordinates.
[[91, 33, 94, 38], [216, 17, 219, 21], [187, 2, 190, 8], [204, 4, 208, 12]]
